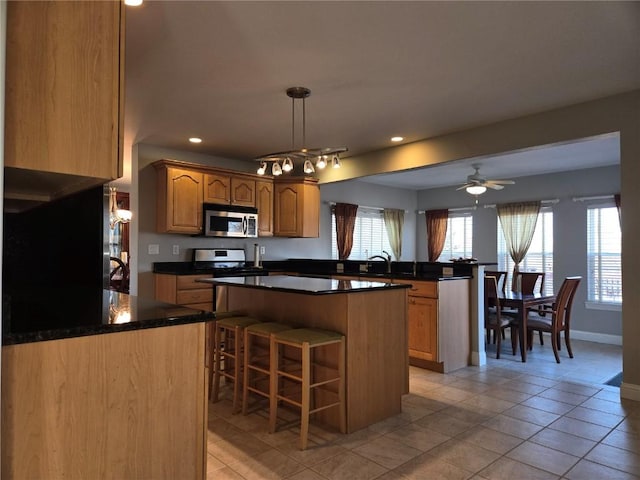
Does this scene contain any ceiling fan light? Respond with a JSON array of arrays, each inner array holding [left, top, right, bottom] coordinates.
[[332, 155, 341, 169], [466, 185, 487, 195], [257, 161, 267, 175], [272, 161, 282, 176], [282, 157, 293, 172], [303, 160, 315, 174], [316, 155, 327, 169]]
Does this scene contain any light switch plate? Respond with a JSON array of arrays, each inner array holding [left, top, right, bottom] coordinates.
[[148, 244, 160, 255], [442, 267, 454, 277], [359, 264, 368, 273], [336, 263, 344, 273], [172, 245, 180, 255]]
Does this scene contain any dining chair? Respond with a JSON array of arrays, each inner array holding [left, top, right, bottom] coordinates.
[[484, 276, 517, 359], [485, 270, 507, 343], [501, 271, 546, 343], [526, 276, 581, 363], [109, 256, 130, 293]]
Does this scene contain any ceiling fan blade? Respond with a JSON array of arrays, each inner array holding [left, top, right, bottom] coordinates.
[[456, 183, 474, 191], [486, 183, 505, 190], [488, 179, 515, 185]]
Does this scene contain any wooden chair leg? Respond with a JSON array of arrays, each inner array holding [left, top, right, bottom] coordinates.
[[565, 329, 574, 358], [300, 342, 311, 451], [557, 332, 562, 351], [539, 331, 544, 345], [550, 329, 561, 363], [232, 327, 242, 413], [269, 336, 278, 434], [510, 326, 517, 355], [527, 330, 533, 351], [495, 327, 501, 359]]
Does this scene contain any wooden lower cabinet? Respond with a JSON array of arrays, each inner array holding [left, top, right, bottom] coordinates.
[[394, 278, 470, 373], [155, 273, 215, 311], [1, 322, 208, 479]]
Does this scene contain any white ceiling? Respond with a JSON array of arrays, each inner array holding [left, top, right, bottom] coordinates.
[[124, 1, 639, 187]]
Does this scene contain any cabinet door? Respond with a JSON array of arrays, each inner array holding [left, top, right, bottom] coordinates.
[[204, 173, 231, 204], [407, 296, 438, 362], [231, 177, 256, 207], [274, 184, 301, 236], [256, 180, 274, 236], [162, 168, 204, 233], [4, 1, 124, 203]]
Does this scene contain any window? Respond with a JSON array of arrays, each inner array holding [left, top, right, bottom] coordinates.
[[587, 205, 621, 305], [497, 207, 554, 295], [437, 213, 473, 261], [331, 207, 392, 260]]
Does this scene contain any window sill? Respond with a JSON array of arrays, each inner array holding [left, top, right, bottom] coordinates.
[[585, 301, 622, 312]]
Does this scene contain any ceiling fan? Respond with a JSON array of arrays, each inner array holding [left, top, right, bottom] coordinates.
[[456, 164, 515, 195]]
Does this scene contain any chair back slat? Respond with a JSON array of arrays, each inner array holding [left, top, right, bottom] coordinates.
[[554, 276, 581, 330], [484, 276, 501, 318], [518, 272, 545, 295]]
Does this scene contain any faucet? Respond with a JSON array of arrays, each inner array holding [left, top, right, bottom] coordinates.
[[368, 252, 392, 273]]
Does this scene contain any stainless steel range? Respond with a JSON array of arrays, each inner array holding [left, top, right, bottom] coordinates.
[[192, 248, 267, 276]]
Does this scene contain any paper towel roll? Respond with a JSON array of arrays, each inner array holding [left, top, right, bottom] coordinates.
[[253, 244, 261, 267]]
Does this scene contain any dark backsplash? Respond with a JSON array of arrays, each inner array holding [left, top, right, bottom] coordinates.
[[3, 186, 107, 292]]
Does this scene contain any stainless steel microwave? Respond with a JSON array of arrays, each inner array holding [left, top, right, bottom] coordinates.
[[203, 204, 258, 238]]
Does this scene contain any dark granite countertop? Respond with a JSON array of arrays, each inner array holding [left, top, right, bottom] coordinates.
[[197, 275, 410, 295], [2, 288, 214, 345], [154, 259, 475, 281]]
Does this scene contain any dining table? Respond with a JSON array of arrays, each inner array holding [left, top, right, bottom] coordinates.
[[498, 290, 557, 362]]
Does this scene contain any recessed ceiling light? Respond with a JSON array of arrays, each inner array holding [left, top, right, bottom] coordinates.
[[189, 137, 202, 144], [391, 136, 404, 142], [124, 0, 143, 6]]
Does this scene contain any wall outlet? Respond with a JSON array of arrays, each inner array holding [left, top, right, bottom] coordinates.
[[260, 246, 266, 255], [172, 245, 180, 255], [359, 264, 368, 273], [336, 262, 344, 273], [442, 266, 454, 277], [148, 244, 160, 255]]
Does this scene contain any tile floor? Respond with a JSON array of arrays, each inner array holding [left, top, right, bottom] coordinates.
[[207, 338, 640, 479]]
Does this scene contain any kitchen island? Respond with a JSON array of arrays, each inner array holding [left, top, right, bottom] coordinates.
[[2, 289, 214, 479], [198, 275, 409, 433]]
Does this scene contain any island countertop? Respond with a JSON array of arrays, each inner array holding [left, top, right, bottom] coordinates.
[[197, 274, 411, 295]]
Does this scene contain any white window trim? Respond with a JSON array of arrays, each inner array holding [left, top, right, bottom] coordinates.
[[585, 301, 622, 312]]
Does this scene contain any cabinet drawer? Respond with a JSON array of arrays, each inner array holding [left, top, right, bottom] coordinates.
[[177, 274, 212, 290], [393, 279, 438, 298], [176, 288, 213, 305]]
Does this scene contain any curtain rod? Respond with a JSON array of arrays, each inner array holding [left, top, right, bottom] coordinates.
[[572, 194, 615, 202], [483, 198, 559, 209], [326, 201, 409, 213], [417, 206, 476, 214]]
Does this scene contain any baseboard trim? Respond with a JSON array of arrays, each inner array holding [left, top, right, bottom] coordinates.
[[621, 382, 640, 402], [571, 330, 622, 346]]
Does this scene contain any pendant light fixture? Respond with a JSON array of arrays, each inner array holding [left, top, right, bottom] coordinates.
[[256, 87, 347, 175]]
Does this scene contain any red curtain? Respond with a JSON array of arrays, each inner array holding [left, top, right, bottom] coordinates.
[[334, 203, 358, 260], [426, 209, 448, 262], [615, 193, 621, 226]]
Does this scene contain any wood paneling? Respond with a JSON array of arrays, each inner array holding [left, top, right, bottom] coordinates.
[[1, 323, 207, 479], [226, 285, 407, 432]]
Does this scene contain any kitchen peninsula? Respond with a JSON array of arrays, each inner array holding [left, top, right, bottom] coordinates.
[[198, 275, 410, 433], [1, 289, 214, 479]]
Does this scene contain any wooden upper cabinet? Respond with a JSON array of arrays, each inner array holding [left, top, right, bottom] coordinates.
[[204, 173, 231, 204], [155, 165, 204, 234], [256, 180, 274, 237], [274, 178, 320, 238], [231, 177, 256, 207], [4, 1, 124, 208]]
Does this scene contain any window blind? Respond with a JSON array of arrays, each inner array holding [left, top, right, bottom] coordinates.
[[587, 205, 621, 304], [438, 213, 473, 261], [331, 207, 392, 260]]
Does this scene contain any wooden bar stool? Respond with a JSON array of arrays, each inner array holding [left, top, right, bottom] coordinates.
[[242, 322, 294, 415], [269, 328, 346, 450], [211, 316, 262, 413]]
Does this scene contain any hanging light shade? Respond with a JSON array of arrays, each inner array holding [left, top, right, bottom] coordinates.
[[255, 87, 347, 176], [303, 160, 315, 174], [109, 186, 132, 229], [257, 162, 267, 175], [272, 161, 282, 176]]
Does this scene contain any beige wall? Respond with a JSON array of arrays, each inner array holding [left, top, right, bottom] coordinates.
[[319, 90, 640, 398]]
